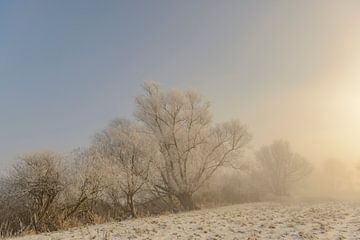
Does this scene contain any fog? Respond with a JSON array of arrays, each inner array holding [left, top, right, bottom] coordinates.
[[2, 82, 360, 238], [2, 1, 360, 238]]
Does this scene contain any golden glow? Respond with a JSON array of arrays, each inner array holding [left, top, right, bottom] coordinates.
[[186, 1, 360, 165]]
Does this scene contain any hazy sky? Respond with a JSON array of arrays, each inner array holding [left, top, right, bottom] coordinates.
[[1, 1, 360, 170]]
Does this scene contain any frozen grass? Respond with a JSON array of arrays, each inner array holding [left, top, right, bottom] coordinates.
[[10, 201, 360, 240]]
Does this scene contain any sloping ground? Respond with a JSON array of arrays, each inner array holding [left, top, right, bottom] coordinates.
[[12, 201, 360, 240]]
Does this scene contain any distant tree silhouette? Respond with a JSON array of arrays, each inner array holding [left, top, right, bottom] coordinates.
[[256, 140, 311, 196]]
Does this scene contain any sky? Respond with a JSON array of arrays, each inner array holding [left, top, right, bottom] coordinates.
[[1, 0, 360, 170]]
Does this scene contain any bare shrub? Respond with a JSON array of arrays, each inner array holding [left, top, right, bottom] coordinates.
[[0, 152, 65, 234]]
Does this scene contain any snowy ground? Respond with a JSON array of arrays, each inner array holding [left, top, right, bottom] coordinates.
[[12, 201, 360, 240]]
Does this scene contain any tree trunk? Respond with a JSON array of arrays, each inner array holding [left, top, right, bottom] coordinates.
[[127, 194, 136, 218], [176, 192, 197, 211]]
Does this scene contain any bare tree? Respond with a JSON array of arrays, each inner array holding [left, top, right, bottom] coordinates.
[[135, 82, 251, 210], [62, 148, 106, 222], [93, 119, 154, 217], [6, 152, 65, 233], [256, 140, 311, 196]]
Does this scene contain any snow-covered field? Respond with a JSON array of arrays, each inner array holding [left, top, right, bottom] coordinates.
[[12, 201, 360, 240]]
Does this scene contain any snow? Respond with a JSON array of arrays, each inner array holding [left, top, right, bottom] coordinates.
[[11, 201, 360, 240]]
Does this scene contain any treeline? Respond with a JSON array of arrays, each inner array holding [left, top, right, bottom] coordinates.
[[0, 82, 312, 237]]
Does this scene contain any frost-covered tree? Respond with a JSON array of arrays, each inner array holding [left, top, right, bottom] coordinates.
[[256, 140, 311, 196], [5, 152, 65, 232], [94, 119, 154, 217], [62, 148, 106, 221], [135, 82, 251, 210]]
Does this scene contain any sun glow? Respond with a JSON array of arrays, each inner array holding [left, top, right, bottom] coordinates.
[[336, 57, 360, 126], [323, 56, 360, 161]]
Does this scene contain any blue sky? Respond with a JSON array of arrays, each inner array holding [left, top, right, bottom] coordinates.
[[1, 1, 360, 170]]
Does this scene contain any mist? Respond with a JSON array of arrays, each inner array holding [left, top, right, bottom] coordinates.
[[2, 82, 360, 238], [2, 1, 360, 239]]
